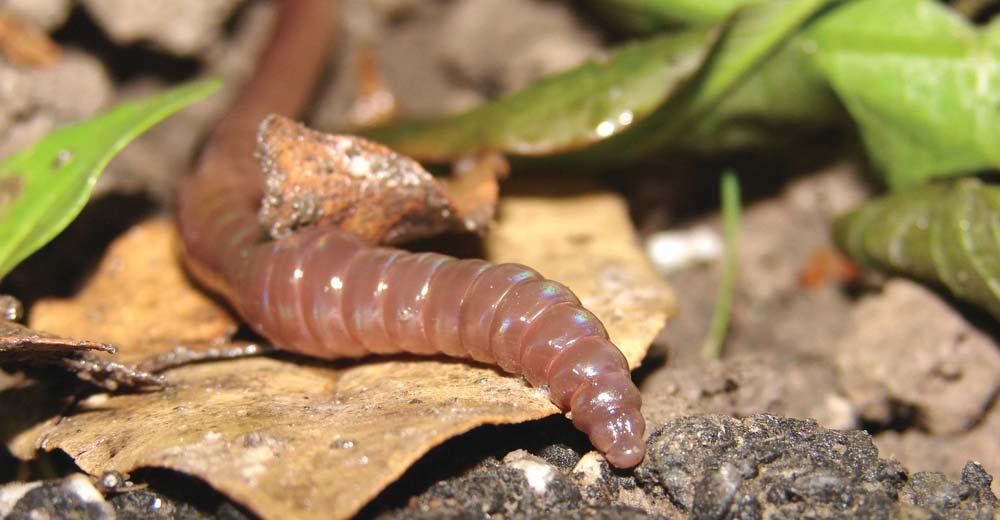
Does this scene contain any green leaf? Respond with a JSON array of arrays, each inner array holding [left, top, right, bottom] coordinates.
[[835, 178, 1000, 320], [809, 0, 1000, 188], [364, 0, 834, 164], [582, 0, 836, 162], [672, 33, 843, 152], [361, 29, 716, 162], [0, 78, 222, 280]]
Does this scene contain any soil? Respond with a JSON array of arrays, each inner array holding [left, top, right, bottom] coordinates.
[[0, 0, 997, 518]]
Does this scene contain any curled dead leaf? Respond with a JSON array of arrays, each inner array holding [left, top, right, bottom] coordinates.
[[0, 320, 113, 360], [0, 321, 163, 390], [257, 115, 504, 244], [19, 180, 673, 519]]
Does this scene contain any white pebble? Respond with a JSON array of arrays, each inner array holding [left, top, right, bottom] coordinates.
[[645, 226, 724, 274]]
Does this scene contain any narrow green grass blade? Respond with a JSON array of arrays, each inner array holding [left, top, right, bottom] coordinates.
[[0, 78, 221, 279], [703, 171, 741, 360]]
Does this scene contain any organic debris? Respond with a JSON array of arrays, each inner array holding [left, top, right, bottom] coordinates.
[[29, 220, 238, 367], [257, 115, 504, 244], [0, 12, 60, 67], [10, 181, 673, 519]]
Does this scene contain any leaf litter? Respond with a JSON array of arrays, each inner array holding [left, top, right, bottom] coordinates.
[[257, 115, 504, 244], [4, 179, 673, 519], [0, 320, 164, 392]]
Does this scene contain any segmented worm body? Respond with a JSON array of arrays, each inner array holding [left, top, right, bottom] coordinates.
[[177, 0, 645, 467]]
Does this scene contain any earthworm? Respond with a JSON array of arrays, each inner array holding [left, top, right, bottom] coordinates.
[[176, 0, 645, 468]]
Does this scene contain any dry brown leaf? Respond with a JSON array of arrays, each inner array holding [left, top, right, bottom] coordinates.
[[345, 45, 398, 127], [20, 182, 673, 519], [1, 372, 72, 460], [0, 320, 114, 361], [0, 12, 61, 68], [40, 357, 560, 518], [257, 116, 503, 244], [0, 321, 164, 391], [29, 220, 238, 366]]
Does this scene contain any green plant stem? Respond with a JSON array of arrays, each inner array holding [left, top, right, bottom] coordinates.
[[702, 171, 741, 360]]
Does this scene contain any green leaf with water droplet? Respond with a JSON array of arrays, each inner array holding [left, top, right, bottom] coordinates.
[[361, 0, 833, 164], [0, 78, 221, 280], [584, 0, 835, 162], [835, 178, 1000, 320], [361, 29, 716, 162]]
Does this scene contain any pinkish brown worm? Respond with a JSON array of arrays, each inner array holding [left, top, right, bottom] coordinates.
[[177, 0, 645, 467]]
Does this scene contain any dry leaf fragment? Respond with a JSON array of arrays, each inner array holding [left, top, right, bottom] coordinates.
[[0, 11, 61, 67], [29, 219, 238, 366], [22, 181, 673, 519], [442, 151, 508, 235], [0, 321, 163, 390], [0, 320, 114, 362], [257, 115, 503, 244], [798, 248, 862, 289], [40, 357, 563, 520], [346, 45, 398, 127]]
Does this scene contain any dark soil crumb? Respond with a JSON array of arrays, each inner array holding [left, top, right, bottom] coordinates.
[[901, 463, 998, 519], [3, 474, 114, 520], [110, 488, 252, 520], [372, 456, 649, 520], [0, 472, 254, 520], [110, 488, 213, 520]]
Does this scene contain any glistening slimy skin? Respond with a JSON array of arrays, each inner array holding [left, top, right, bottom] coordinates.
[[176, 0, 645, 468]]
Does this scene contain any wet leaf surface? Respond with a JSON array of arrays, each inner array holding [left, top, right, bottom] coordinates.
[[365, 0, 1000, 187], [583, 0, 834, 162], [361, 29, 715, 161], [362, 0, 832, 164], [15, 181, 673, 519]]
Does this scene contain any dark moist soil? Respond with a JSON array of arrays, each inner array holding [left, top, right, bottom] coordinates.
[[1, 1, 998, 518]]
